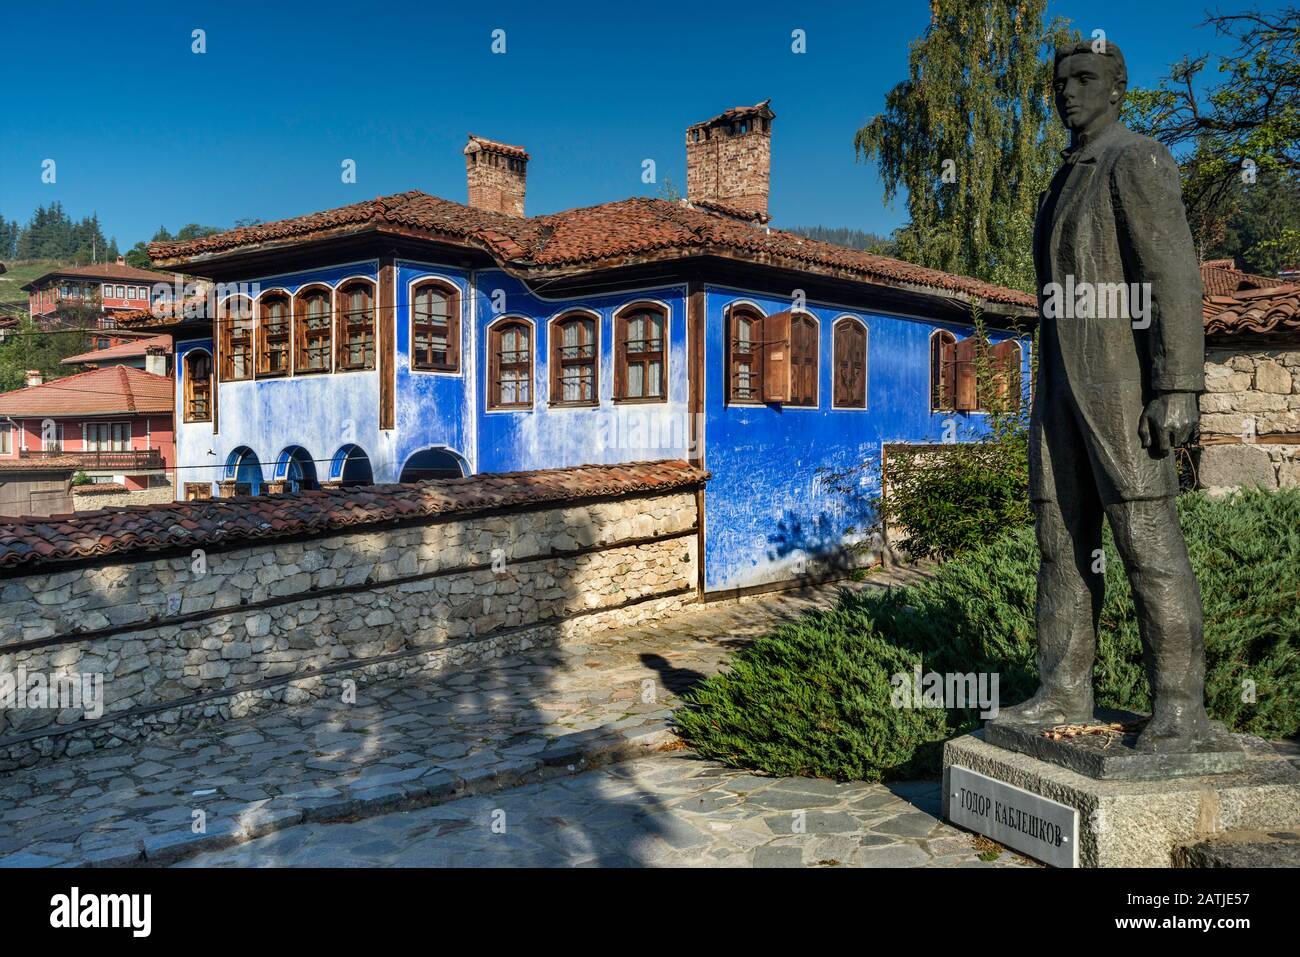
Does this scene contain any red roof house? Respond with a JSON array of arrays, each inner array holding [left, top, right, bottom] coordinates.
[[0, 366, 174, 494], [20, 258, 176, 330]]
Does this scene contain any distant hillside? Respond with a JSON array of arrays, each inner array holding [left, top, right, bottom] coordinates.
[[0, 259, 69, 316], [785, 225, 897, 256]]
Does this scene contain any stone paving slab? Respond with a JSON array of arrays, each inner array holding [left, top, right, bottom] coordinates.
[[0, 572, 926, 868], [175, 752, 1035, 868]]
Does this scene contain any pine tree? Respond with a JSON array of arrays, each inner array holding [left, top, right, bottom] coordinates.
[[854, 0, 1074, 294]]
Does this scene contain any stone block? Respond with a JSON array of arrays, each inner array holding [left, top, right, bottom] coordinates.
[[943, 731, 1300, 867], [1197, 443, 1277, 490], [1254, 359, 1292, 395]]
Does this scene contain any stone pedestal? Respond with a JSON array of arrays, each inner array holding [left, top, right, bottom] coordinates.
[[943, 726, 1300, 867]]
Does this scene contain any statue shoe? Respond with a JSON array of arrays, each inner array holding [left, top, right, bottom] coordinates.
[[994, 688, 1095, 725], [1134, 705, 1218, 754]]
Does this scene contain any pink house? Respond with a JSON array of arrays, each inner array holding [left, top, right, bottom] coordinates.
[[0, 366, 173, 493]]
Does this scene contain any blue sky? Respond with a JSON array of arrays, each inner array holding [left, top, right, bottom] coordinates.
[[0, 0, 1275, 249]]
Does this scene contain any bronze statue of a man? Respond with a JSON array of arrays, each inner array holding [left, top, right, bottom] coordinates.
[[999, 41, 1214, 753]]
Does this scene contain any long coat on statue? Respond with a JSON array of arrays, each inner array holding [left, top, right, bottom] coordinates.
[[1030, 120, 1204, 505]]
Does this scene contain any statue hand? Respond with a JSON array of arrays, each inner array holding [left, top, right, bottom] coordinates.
[[1139, 391, 1199, 457]]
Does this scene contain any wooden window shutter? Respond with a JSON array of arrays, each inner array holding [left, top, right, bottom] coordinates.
[[489, 328, 501, 407], [762, 310, 792, 403], [448, 288, 460, 370], [989, 340, 1019, 410], [953, 337, 978, 411], [834, 320, 866, 408], [833, 327, 847, 406]]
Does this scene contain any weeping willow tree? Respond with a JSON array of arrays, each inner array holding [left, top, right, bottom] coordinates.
[[855, 0, 1075, 294]]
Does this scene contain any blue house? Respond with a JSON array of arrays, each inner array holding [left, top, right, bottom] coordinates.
[[139, 103, 1035, 596]]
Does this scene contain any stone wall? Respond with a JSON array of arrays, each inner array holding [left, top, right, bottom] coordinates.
[[1197, 345, 1300, 493], [0, 472, 703, 769], [73, 483, 176, 511]]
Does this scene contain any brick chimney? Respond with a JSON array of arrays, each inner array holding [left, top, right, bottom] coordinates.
[[25, 370, 43, 387], [116, 254, 125, 265], [465, 134, 530, 217], [685, 100, 775, 221]]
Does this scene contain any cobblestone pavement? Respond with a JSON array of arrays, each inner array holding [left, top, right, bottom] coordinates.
[[0, 571, 937, 868], [178, 751, 1031, 868]]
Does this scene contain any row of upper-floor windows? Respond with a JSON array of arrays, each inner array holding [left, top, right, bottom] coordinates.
[[189, 282, 1021, 416], [484, 303, 872, 412], [214, 278, 458, 381], [485, 304, 668, 410], [41, 282, 153, 301]]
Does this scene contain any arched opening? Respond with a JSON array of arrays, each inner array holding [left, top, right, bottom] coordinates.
[[399, 447, 468, 483], [329, 444, 373, 486], [275, 445, 319, 492], [224, 446, 264, 495]]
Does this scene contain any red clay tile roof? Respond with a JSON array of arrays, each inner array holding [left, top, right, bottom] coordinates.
[[690, 198, 771, 224], [1204, 284, 1300, 338], [0, 366, 173, 417], [148, 190, 1034, 309], [1199, 259, 1283, 298], [71, 482, 128, 495], [61, 334, 173, 366], [0, 457, 81, 473], [20, 262, 177, 292], [0, 460, 708, 571], [465, 134, 530, 160]]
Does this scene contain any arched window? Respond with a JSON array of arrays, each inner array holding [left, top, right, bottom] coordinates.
[[275, 446, 319, 492], [399, 447, 467, 482], [550, 312, 598, 406], [726, 304, 764, 403], [183, 349, 213, 422], [258, 293, 291, 376], [614, 304, 666, 401], [832, 317, 867, 409], [788, 312, 818, 407], [219, 296, 254, 381], [294, 286, 332, 374], [411, 280, 459, 372], [329, 444, 373, 486], [337, 280, 376, 371], [930, 329, 958, 411], [225, 446, 264, 495], [488, 319, 533, 409]]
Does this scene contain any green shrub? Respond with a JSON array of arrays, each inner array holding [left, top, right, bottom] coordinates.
[[675, 489, 1300, 781]]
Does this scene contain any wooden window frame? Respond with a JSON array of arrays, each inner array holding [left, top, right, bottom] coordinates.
[[548, 311, 599, 407], [487, 318, 533, 411], [831, 316, 868, 410], [929, 329, 958, 412], [613, 303, 667, 403], [410, 279, 460, 373], [293, 285, 333, 375], [726, 303, 765, 405], [183, 349, 213, 423], [335, 279, 377, 372], [786, 311, 819, 408], [220, 296, 255, 382], [257, 292, 292, 377], [184, 482, 213, 501]]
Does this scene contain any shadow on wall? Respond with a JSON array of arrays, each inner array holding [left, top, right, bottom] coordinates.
[[765, 487, 878, 581]]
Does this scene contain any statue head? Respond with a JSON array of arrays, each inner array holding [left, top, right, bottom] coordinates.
[[1052, 41, 1127, 137]]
